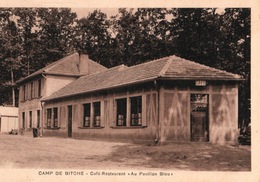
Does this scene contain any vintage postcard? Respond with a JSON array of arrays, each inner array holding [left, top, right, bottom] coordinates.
[[0, 0, 259, 181]]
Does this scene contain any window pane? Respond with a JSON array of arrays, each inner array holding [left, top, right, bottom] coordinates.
[[47, 109, 52, 127], [22, 112, 25, 128], [53, 108, 58, 127], [23, 85, 26, 100], [37, 110, 40, 128], [38, 79, 41, 97], [116, 98, 127, 126], [83, 103, 91, 127], [30, 82, 33, 99], [130, 96, 142, 126], [29, 111, 32, 128], [93, 102, 101, 127]]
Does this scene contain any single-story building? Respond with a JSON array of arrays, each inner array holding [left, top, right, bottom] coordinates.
[[0, 106, 18, 133], [40, 55, 243, 144]]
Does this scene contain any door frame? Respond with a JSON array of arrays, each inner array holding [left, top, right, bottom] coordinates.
[[67, 105, 72, 138], [190, 94, 209, 142]]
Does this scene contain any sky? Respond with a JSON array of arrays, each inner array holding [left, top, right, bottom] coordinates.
[[71, 8, 119, 19], [71, 8, 225, 19]]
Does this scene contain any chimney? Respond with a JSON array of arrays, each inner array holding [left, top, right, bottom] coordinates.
[[78, 52, 89, 75]]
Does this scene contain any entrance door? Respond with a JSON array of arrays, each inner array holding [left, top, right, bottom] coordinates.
[[190, 94, 209, 142], [68, 105, 72, 138]]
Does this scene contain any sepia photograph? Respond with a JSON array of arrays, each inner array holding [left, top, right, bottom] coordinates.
[[0, 1, 258, 181]]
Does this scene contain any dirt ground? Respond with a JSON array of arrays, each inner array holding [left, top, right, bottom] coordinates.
[[0, 134, 250, 171]]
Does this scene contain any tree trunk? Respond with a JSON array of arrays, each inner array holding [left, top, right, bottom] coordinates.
[[11, 67, 15, 107]]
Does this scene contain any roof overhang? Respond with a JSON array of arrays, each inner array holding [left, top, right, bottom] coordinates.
[[41, 76, 243, 103]]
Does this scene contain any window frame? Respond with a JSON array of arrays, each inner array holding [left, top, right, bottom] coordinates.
[[46, 108, 59, 128], [81, 101, 102, 128], [30, 82, 34, 99], [83, 103, 91, 127], [38, 79, 42, 97], [22, 112, 25, 128], [29, 111, 32, 128], [116, 98, 127, 127], [130, 96, 142, 126], [46, 108, 52, 128], [23, 84, 26, 101], [37, 110, 40, 128], [53, 107, 58, 128]]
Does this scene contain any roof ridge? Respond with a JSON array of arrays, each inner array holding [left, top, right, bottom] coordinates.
[[158, 57, 173, 77]]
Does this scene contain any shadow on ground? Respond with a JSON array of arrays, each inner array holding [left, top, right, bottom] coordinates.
[[100, 142, 251, 171]]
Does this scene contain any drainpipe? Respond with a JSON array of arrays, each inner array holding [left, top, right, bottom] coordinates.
[[40, 101, 44, 137], [154, 79, 160, 144]]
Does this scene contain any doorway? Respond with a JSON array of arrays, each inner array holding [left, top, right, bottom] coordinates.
[[68, 105, 72, 138], [190, 94, 209, 142]]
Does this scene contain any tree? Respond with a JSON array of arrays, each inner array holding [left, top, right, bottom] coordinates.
[[0, 8, 22, 106], [14, 8, 38, 75], [76, 10, 113, 67], [36, 8, 77, 66]]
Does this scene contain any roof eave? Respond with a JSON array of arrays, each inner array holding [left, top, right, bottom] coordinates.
[[158, 76, 244, 81], [41, 76, 159, 102], [41, 75, 244, 102]]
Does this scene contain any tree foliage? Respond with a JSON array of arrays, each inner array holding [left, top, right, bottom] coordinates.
[[0, 8, 250, 127]]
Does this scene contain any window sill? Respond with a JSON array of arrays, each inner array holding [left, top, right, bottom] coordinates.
[[43, 127, 60, 130], [110, 126, 147, 129], [78, 127, 104, 129]]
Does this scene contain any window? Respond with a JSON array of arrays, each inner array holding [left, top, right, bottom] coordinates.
[[82, 102, 101, 128], [38, 79, 41, 97], [116, 98, 127, 126], [46, 108, 59, 128], [83, 103, 91, 127], [37, 110, 40, 128], [130, 96, 142, 126], [53, 107, 58, 127], [29, 111, 32, 128], [47, 109, 52, 127], [22, 112, 25, 128], [23, 85, 26, 101], [30, 82, 34, 99], [93, 102, 101, 127]]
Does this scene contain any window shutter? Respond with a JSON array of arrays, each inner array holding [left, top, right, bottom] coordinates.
[[73, 105, 78, 125], [58, 107, 62, 127], [27, 82, 31, 99], [78, 104, 83, 127], [100, 101, 105, 127], [60, 106, 66, 128], [110, 99, 116, 127], [25, 84, 27, 100], [142, 94, 147, 126], [44, 109, 47, 127], [35, 80, 39, 98], [19, 86, 23, 102]]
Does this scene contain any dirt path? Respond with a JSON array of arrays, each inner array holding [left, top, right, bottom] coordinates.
[[0, 135, 251, 171]]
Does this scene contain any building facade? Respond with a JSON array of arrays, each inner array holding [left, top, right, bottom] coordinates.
[[0, 106, 18, 133], [16, 53, 107, 134], [40, 56, 242, 144]]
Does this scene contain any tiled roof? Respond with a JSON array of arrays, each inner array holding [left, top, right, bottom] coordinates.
[[42, 55, 242, 101], [16, 53, 107, 84]]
